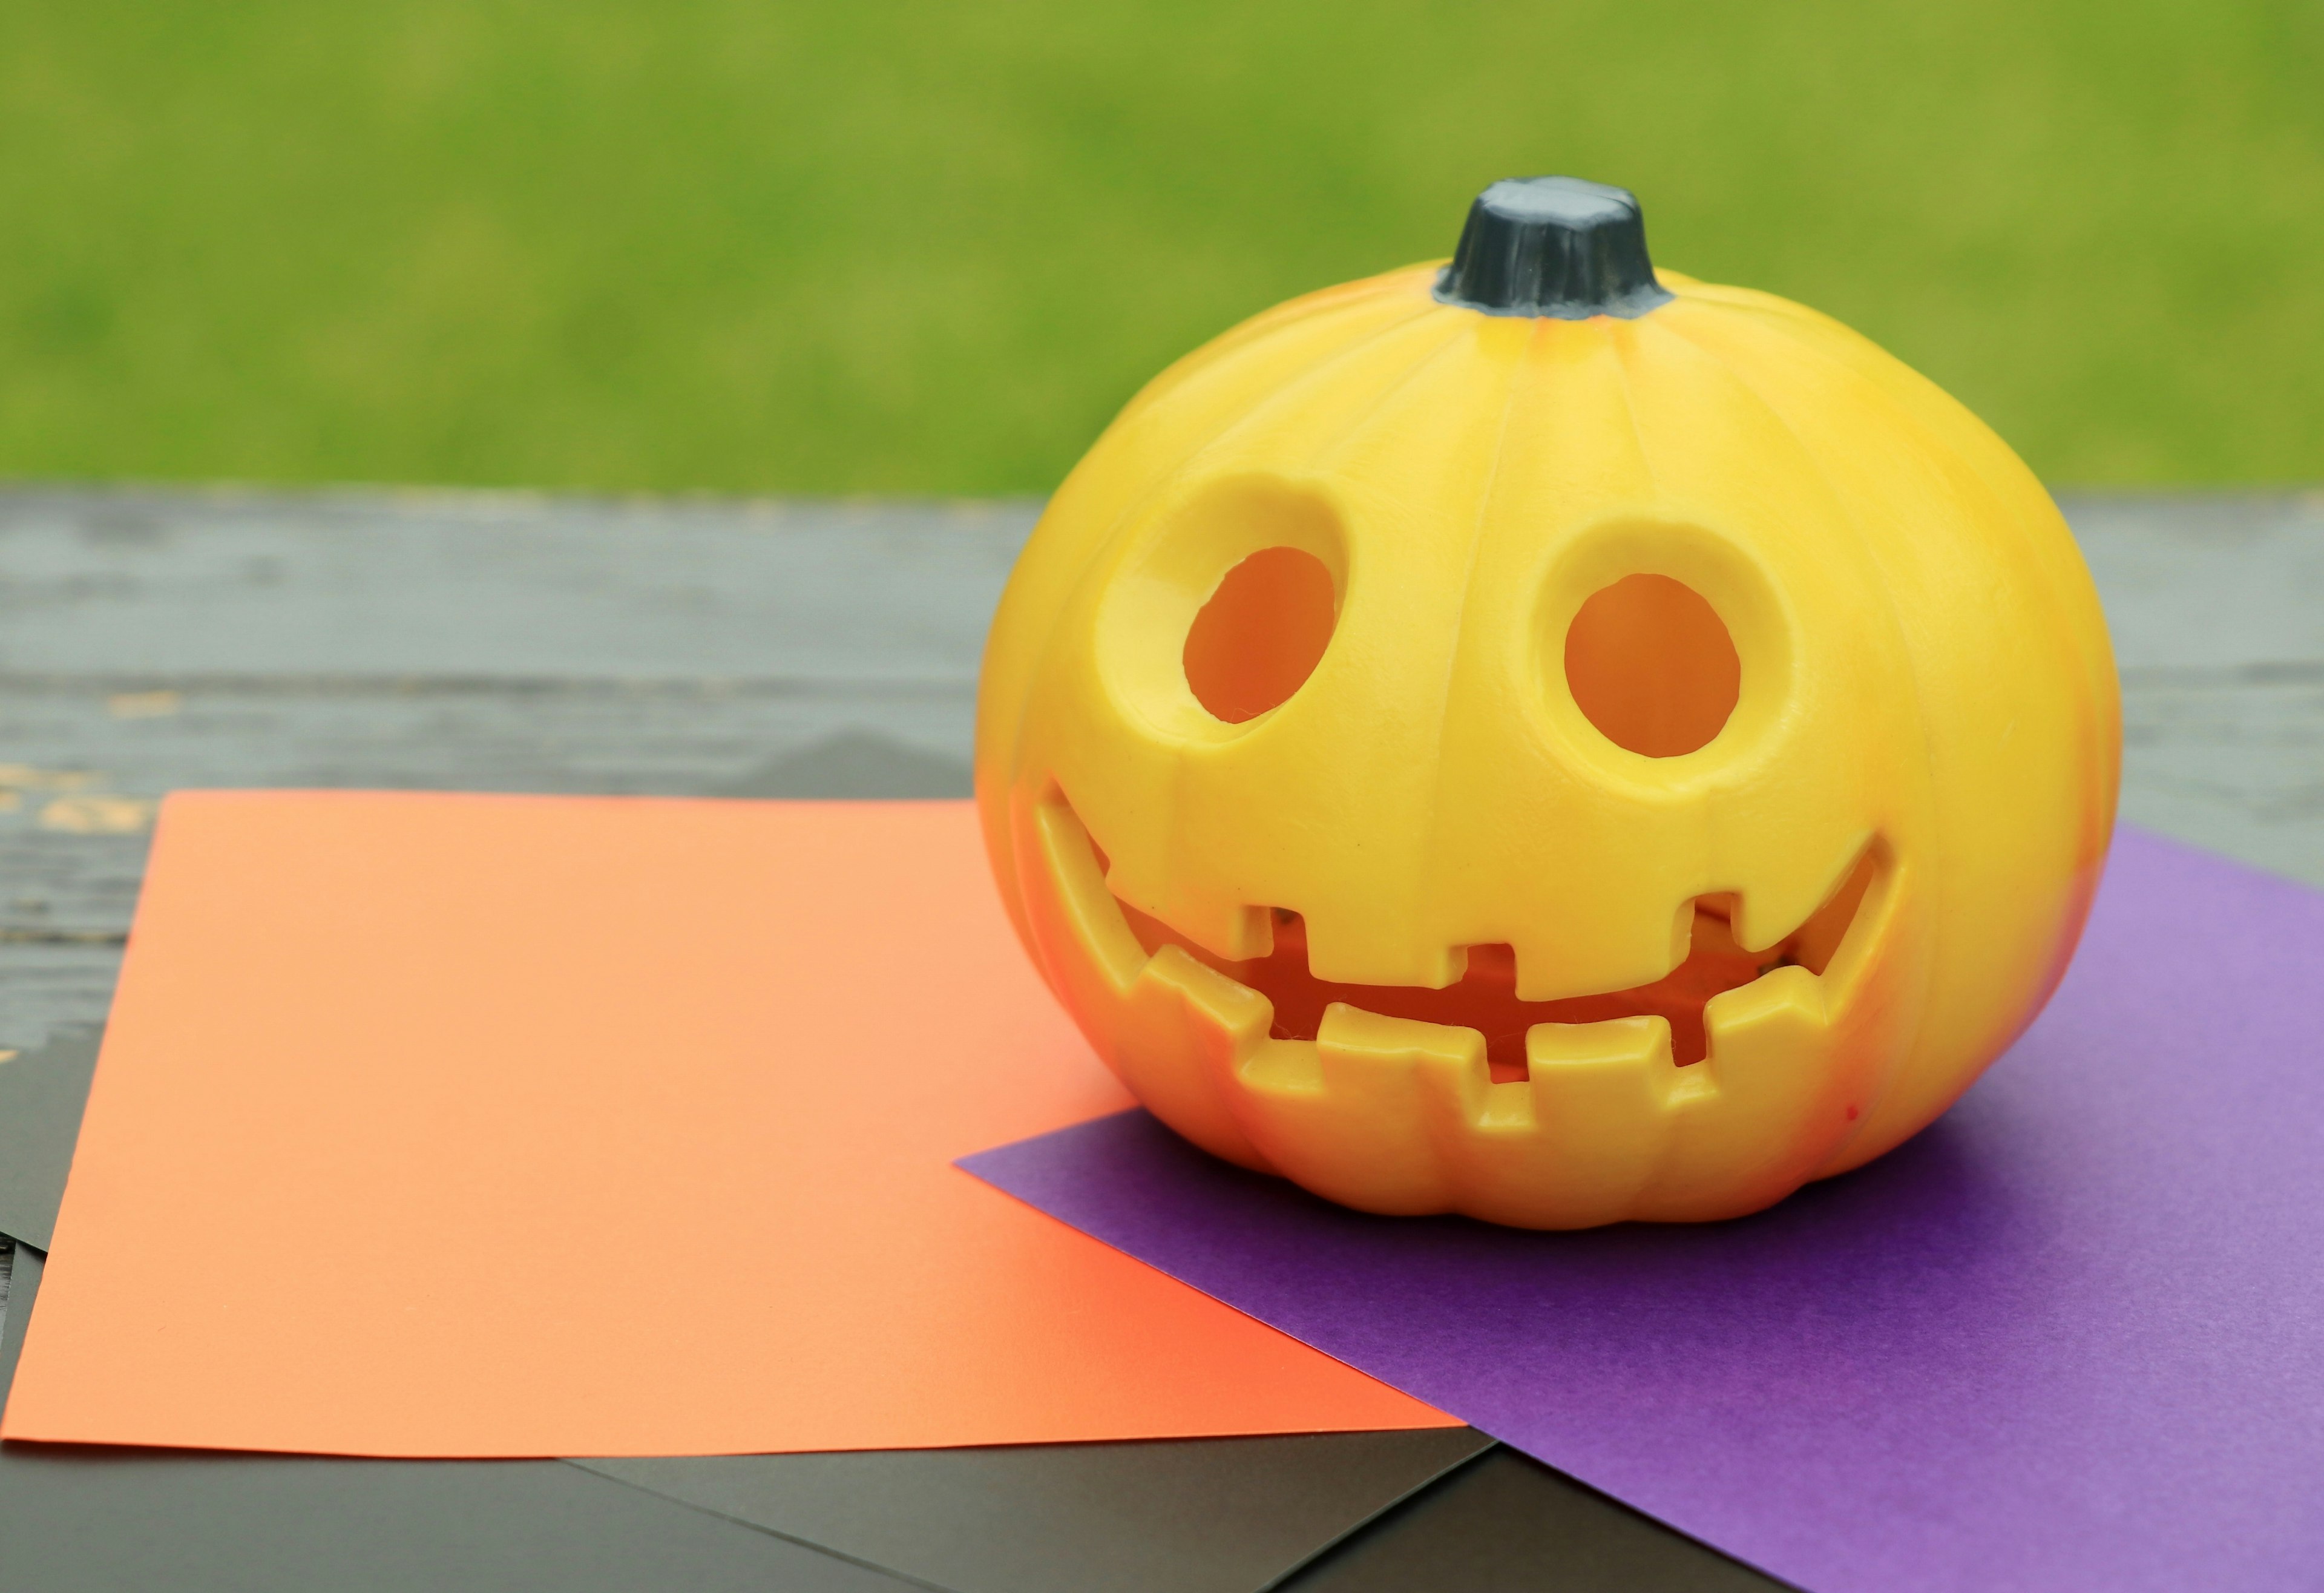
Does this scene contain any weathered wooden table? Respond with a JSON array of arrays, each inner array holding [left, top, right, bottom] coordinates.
[[1, 485, 2319, 1590]]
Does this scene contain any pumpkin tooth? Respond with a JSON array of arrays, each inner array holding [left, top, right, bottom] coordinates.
[[1028, 797, 1148, 994], [1459, 1016, 1687, 1227], [1225, 1007, 1697, 1229], [1506, 911, 1691, 1003], [1729, 832, 1881, 959], [1113, 945, 1278, 1173], [1131, 893, 1276, 964], [1298, 915, 1468, 990], [1130, 943, 1274, 1043], [1643, 967, 1839, 1220], [1225, 1004, 1492, 1215]]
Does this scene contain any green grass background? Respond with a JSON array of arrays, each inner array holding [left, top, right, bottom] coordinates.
[[1, 1, 2317, 494]]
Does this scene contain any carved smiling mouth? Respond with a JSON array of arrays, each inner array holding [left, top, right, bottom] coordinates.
[[1043, 792, 1883, 1086], [1026, 789, 1900, 1223]]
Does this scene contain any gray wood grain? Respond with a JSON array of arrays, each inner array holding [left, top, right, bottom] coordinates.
[[0, 487, 1035, 683], [577, 1428, 1493, 1593], [2, 487, 2319, 1051], [2070, 491, 2324, 885], [1281, 1447, 1776, 1593], [0, 488, 1028, 1042]]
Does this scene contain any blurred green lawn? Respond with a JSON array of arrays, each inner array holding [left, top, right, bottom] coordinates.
[[1, 1, 2317, 495]]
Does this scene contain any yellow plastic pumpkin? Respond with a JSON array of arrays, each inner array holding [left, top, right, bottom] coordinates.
[[976, 177, 2119, 1227]]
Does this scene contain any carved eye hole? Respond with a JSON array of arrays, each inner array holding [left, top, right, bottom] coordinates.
[[1564, 574, 1739, 757], [1183, 546, 1338, 723]]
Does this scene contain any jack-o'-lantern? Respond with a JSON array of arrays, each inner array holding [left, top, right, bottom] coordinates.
[[976, 177, 2119, 1227]]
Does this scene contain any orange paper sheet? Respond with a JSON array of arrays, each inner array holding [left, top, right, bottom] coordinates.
[[3, 792, 1449, 1456]]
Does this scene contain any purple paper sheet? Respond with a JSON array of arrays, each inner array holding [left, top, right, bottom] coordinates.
[[962, 827, 2324, 1593]]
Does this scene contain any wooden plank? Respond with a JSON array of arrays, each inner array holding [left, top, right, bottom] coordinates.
[[0, 487, 1035, 683], [0, 488, 1021, 1040], [2, 487, 2320, 1045], [2070, 491, 2324, 884]]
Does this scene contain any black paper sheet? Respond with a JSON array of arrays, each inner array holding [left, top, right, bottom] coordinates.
[[1280, 1444, 1785, 1592], [0, 1024, 100, 1250], [580, 1428, 1490, 1593]]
